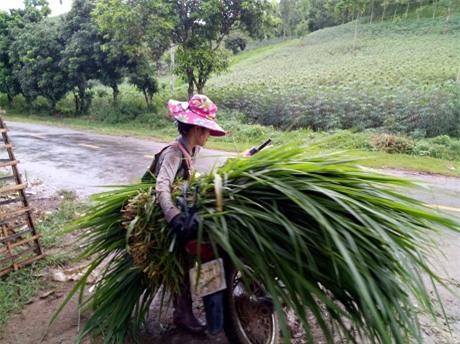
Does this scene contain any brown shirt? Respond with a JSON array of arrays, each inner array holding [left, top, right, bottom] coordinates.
[[154, 137, 196, 222]]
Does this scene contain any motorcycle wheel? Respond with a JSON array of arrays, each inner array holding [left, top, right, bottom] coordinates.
[[223, 263, 280, 344]]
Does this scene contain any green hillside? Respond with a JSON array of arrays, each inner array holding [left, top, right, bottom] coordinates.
[[206, 17, 460, 138]]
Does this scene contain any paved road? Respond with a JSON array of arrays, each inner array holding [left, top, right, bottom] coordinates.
[[6, 121, 229, 196], [5, 121, 460, 211]]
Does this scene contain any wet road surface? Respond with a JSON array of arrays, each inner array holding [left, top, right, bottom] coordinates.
[[6, 121, 229, 196]]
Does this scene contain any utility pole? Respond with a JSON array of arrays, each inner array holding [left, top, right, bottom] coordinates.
[[170, 43, 175, 93]]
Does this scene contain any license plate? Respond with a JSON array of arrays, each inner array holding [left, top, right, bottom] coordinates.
[[189, 258, 227, 298]]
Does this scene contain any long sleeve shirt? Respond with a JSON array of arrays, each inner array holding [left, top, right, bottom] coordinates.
[[154, 136, 197, 222]]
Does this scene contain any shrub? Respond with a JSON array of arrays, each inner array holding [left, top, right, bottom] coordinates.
[[55, 94, 77, 114], [225, 34, 248, 54], [430, 135, 452, 145], [93, 92, 147, 124], [370, 134, 415, 154]]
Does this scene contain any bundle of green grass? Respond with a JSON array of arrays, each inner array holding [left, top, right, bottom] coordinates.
[[58, 143, 459, 344]]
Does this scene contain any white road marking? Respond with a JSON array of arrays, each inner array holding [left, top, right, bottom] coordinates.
[[77, 143, 100, 149], [427, 204, 460, 213], [30, 134, 46, 139]]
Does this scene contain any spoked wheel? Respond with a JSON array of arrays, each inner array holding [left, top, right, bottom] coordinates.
[[224, 264, 280, 344]]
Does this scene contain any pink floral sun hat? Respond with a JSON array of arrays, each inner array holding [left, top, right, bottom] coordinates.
[[168, 94, 226, 137]]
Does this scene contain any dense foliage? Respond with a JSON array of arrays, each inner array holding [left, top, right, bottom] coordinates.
[[207, 17, 460, 138], [0, 1, 458, 149], [57, 144, 459, 343]]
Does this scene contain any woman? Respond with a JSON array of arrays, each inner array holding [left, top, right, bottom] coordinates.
[[143, 94, 226, 333]]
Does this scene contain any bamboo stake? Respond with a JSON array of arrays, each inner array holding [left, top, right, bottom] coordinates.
[[0, 160, 19, 168], [0, 254, 46, 277], [0, 234, 41, 254], [0, 183, 26, 194], [0, 227, 32, 244], [1, 224, 14, 258], [0, 206, 32, 221], [0, 144, 13, 151]]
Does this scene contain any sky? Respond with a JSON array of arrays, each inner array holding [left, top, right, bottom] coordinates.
[[0, 0, 73, 16]]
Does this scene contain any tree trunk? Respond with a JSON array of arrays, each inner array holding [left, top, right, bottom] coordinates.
[[143, 90, 149, 107], [393, 4, 399, 21], [147, 93, 153, 109], [432, 0, 437, 18], [405, 2, 410, 20], [382, 5, 387, 21], [197, 82, 205, 95], [170, 44, 175, 93], [112, 84, 119, 104], [187, 80, 194, 99], [7, 94, 13, 105], [370, 0, 375, 23], [50, 99, 57, 112], [78, 85, 87, 115], [442, 5, 451, 34], [74, 92, 79, 114], [351, 12, 361, 55], [418, 0, 424, 18]]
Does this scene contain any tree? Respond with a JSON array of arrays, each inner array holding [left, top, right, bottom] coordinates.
[[11, 0, 51, 23], [96, 43, 132, 104], [174, 45, 229, 96], [169, 0, 271, 97], [442, 0, 453, 34], [92, 0, 164, 104], [224, 32, 248, 54], [279, 0, 302, 37], [128, 56, 159, 109], [61, 0, 100, 114], [307, 0, 341, 31], [94, 0, 272, 99], [334, 0, 371, 54], [9, 18, 72, 110], [62, 0, 137, 108], [0, 0, 51, 104], [0, 11, 21, 104]]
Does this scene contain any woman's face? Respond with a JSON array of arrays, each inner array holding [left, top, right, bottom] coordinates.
[[195, 127, 211, 147]]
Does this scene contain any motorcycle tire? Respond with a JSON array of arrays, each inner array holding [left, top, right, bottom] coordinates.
[[223, 263, 280, 344]]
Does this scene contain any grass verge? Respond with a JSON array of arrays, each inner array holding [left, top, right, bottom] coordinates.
[[0, 190, 90, 329], [4, 112, 460, 178]]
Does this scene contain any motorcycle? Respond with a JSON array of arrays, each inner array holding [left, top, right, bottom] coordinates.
[[176, 139, 280, 344]]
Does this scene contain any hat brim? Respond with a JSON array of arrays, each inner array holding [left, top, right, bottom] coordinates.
[[168, 99, 226, 137]]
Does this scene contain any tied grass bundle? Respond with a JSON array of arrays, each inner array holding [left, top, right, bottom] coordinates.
[[54, 184, 190, 343], [57, 144, 459, 344]]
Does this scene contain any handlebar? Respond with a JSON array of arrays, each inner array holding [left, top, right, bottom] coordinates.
[[257, 138, 272, 152]]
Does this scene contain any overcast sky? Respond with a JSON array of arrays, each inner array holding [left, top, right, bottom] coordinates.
[[0, 0, 72, 16]]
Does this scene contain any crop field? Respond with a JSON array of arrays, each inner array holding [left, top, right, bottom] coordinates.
[[207, 17, 460, 138]]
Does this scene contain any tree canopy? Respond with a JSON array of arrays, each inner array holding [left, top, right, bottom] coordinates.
[[0, 0, 52, 103], [9, 18, 71, 109], [94, 0, 272, 98]]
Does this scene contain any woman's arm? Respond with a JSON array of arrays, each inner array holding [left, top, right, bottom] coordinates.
[[155, 147, 183, 223]]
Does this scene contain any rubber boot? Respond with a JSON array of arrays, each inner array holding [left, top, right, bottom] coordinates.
[[173, 277, 207, 333]]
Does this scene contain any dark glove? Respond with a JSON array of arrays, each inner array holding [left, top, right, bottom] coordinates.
[[170, 212, 200, 243], [170, 213, 187, 233]]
